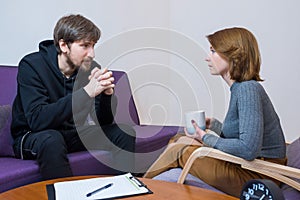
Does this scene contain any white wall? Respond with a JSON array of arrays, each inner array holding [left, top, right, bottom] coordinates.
[[1, 0, 299, 142]]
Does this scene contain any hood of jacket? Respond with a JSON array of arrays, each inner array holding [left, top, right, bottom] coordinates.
[[38, 40, 80, 80]]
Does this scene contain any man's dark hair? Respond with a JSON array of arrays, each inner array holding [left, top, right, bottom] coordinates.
[[53, 14, 101, 54]]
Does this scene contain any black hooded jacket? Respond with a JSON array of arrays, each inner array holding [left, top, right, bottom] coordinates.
[[11, 40, 116, 139]]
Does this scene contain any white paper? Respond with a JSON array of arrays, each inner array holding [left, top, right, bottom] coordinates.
[[53, 173, 150, 200]]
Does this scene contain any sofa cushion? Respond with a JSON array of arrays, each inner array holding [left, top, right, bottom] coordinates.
[[0, 151, 117, 193], [0, 157, 41, 192], [0, 105, 15, 157], [0, 66, 18, 105]]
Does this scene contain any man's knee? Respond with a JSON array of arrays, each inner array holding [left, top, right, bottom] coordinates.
[[34, 130, 66, 154], [40, 130, 64, 145], [116, 123, 136, 138], [32, 130, 72, 180], [21, 129, 66, 160], [109, 124, 136, 151]]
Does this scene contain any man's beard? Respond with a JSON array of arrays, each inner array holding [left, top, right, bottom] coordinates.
[[81, 57, 93, 72], [66, 54, 93, 72]]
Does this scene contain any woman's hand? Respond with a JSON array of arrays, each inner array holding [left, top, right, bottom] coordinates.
[[206, 117, 212, 129], [184, 120, 207, 142]]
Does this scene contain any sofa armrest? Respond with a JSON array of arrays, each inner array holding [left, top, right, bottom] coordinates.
[[134, 125, 183, 173]]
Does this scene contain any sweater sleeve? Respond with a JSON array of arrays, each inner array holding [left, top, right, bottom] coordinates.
[[94, 93, 117, 125], [209, 118, 223, 135], [202, 82, 264, 160]]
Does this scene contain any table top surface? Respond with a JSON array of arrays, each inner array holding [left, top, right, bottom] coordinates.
[[0, 175, 238, 200]]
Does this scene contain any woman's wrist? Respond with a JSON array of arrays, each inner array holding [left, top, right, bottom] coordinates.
[[196, 130, 206, 142]]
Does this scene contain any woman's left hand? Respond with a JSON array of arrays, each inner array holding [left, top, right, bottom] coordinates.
[[184, 120, 207, 142]]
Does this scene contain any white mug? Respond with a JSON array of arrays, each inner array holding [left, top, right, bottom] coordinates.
[[185, 110, 206, 134]]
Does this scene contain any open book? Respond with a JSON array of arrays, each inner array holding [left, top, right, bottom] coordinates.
[[46, 173, 152, 200]]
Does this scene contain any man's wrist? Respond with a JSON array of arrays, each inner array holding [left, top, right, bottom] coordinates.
[[83, 86, 94, 97], [104, 88, 114, 95]]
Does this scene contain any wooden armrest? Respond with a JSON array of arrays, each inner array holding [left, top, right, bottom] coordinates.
[[177, 147, 300, 191]]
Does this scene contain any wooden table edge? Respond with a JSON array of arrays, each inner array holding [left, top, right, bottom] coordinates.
[[0, 175, 238, 200]]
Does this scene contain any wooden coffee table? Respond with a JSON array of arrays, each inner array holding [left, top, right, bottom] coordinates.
[[0, 176, 238, 200]]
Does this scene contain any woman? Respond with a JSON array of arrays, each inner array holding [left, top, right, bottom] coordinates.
[[144, 27, 286, 197]]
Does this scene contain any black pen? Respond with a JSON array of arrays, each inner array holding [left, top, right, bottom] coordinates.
[[86, 183, 113, 197]]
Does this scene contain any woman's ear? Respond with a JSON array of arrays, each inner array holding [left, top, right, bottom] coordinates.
[[58, 39, 69, 54]]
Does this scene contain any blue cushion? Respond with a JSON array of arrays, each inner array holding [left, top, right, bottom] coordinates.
[[0, 105, 15, 157], [153, 168, 224, 194], [282, 137, 300, 200]]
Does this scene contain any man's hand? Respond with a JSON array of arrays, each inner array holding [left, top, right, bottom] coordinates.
[[84, 67, 115, 97]]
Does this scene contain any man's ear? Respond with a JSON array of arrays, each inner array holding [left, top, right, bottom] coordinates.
[[58, 39, 69, 54]]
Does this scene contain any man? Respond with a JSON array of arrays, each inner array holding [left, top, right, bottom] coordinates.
[[11, 14, 136, 180]]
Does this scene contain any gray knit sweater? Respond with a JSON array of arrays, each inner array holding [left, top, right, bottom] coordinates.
[[202, 80, 286, 161]]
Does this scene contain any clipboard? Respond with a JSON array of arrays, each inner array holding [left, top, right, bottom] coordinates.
[[46, 173, 152, 200]]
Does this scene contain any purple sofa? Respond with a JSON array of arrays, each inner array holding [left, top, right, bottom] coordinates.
[[0, 65, 181, 193]]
